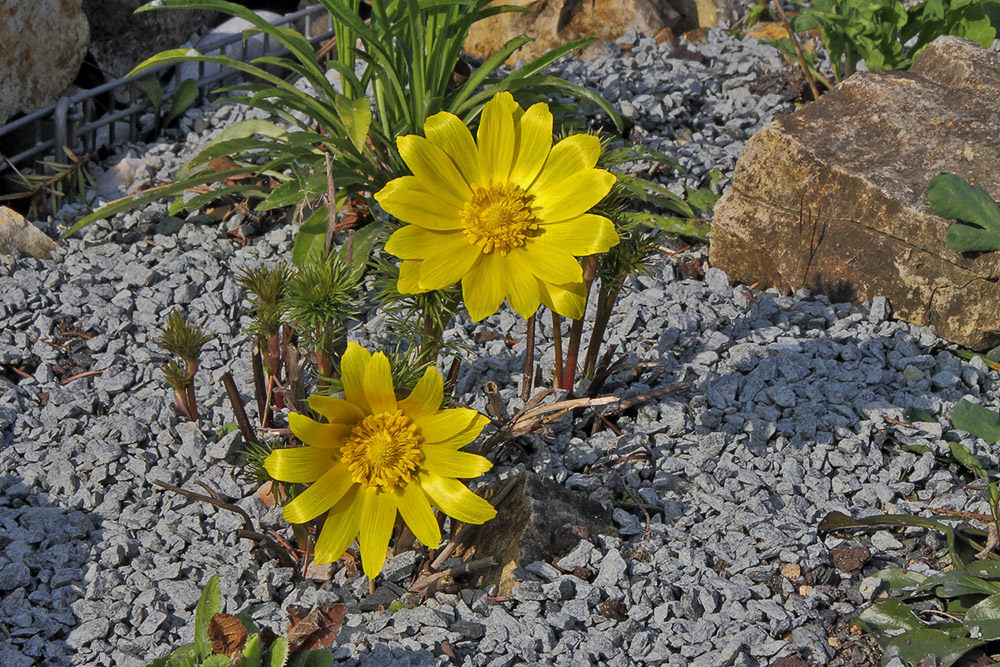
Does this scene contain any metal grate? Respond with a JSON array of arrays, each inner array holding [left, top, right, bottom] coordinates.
[[0, 4, 334, 176]]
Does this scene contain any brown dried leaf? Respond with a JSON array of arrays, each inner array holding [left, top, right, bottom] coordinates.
[[285, 603, 347, 652], [600, 599, 628, 621], [831, 545, 870, 574], [208, 613, 248, 658]]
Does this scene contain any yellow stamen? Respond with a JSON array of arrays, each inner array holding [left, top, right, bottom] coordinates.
[[340, 410, 424, 492], [461, 183, 538, 255]]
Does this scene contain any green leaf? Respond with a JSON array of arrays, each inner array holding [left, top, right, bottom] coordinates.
[[621, 212, 710, 242], [202, 656, 231, 667], [966, 593, 1000, 639], [874, 566, 927, 591], [256, 176, 317, 212], [137, 77, 164, 111], [336, 220, 385, 275], [964, 560, 1000, 580], [818, 510, 965, 568], [302, 651, 334, 667], [906, 406, 936, 423], [236, 612, 259, 635], [242, 632, 262, 667], [856, 599, 923, 638], [62, 166, 251, 237], [949, 440, 988, 478], [883, 628, 984, 667], [165, 78, 200, 128], [267, 637, 290, 667], [917, 570, 1000, 597], [149, 643, 198, 667], [927, 172, 1000, 253], [334, 94, 372, 153], [951, 398, 1000, 443], [685, 186, 721, 214], [194, 574, 221, 659], [292, 208, 329, 266]]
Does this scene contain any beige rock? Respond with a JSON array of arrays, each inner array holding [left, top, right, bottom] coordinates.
[[0, 0, 89, 125], [709, 36, 1000, 350], [464, 0, 680, 63], [82, 0, 216, 80], [0, 207, 59, 260], [671, 0, 743, 29]]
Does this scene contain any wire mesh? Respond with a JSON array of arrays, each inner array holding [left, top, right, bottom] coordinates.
[[0, 4, 334, 176]]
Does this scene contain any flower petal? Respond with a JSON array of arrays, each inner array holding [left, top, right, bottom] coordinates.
[[312, 485, 361, 565], [538, 278, 587, 320], [308, 395, 365, 425], [422, 445, 493, 478], [340, 342, 371, 415], [432, 413, 491, 449], [282, 463, 354, 524], [397, 135, 471, 209], [396, 482, 440, 549], [420, 472, 497, 524], [502, 249, 541, 318], [528, 133, 602, 195], [374, 176, 464, 230], [398, 366, 444, 421], [477, 92, 518, 185], [509, 103, 553, 189], [364, 352, 397, 415], [288, 413, 353, 448], [535, 214, 619, 257], [417, 236, 480, 291], [512, 243, 582, 285], [533, 168, 616, 223], [461, 253, 505, 321], [424, 111, 480, 185], [398, 260, 423, 294], [264, 445, 337, 483], [358, 487, 397, 579], [415, 407, 479, 443], [385, 225, 458, 260]]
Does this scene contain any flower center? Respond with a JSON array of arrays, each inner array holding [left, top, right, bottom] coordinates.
[[340, 410, 424, 492], [461, 183, 539, 255]]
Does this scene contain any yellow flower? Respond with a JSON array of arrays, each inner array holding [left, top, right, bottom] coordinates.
[[376, 91, 619, 321], [264, 342, 496, 579]]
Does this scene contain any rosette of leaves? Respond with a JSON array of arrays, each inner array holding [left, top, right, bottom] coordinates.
[[64, 0, 623, 258], [822, 398, 1000, 665], [149, 574, 342, 667]]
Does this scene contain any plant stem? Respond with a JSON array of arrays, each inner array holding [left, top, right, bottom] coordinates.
[[324, 151, 337, 256], [222, 371, 259, 446], [772, 0, 822, 99], [561, 256, 598, 392], [268, 332, 284, 410], [582, 283, 621, 380], [417, 306, 445, 367], [184, 382, 200, 422], [173, 388, 192, 421], [521, 312, 536, 402], [251, 344, 271, 428], [551, 310, 563, 389]]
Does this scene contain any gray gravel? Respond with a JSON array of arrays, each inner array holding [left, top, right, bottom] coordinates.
[[0, 25, 991, 667]]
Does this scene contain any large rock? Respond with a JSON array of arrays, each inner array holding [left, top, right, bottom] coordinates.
[[454, 472, 614, 596], [710, 36, 1000, 350], [82, 0, 217, 80], [0, 207, 59, 260], [464, 0, 680, 63], [0, 0, 89, 125], [671, 0, 744, 29]]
